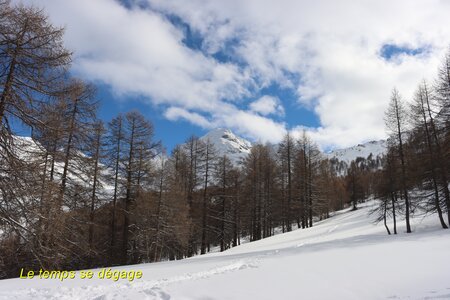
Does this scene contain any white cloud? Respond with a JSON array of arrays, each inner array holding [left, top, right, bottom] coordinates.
[[19, 0, 252, 110], [164, 107, 213, 129], [249, 95, 284, 116], [147, 0, 450, 148], [165, 103, 287, 143], [215, 108, 286, 143], [20, 0, 450, 148]]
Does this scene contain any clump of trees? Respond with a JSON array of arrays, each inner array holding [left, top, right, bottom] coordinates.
[[373, 49, 450, 234], [0, 1, 166, 276]]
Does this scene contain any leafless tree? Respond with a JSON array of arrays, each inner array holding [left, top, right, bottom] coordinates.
[[121, 111, 159, 264], [0, 2, 71, 126], [278, 133, 294, 232], [385, 88, 412, 233], [410, 82, 447, 228]]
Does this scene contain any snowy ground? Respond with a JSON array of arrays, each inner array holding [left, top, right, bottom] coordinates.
[[1, 201, 449, 300]]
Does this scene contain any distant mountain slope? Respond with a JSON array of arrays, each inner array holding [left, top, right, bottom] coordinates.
[[326, 140, 387, 165], [324, 140, 387, 175]]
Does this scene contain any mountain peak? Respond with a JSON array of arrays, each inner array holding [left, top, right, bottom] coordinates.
[[201, 128, 252, 165], [202, 128, 234, 139]]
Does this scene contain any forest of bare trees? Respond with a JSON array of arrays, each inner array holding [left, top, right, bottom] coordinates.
[[0, 1, 448, 279]]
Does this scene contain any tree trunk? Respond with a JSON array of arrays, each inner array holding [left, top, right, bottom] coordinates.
[[200, 144, 210, 254], [384, 199, 391, 235], [59, 98, 79, 209], [424, 86, 450, 226], [395, 99, 411, 233], [122, 119, 136, 264], [232, 177, 239, 247], [89, 128, 102, 254], [287, 137, 292, 232], [391, 193, 397, 234], [154, 158, 164, 262], [308, 154, 313, 227], [110, 121, 122, 259], [420, 88, 447, 229]]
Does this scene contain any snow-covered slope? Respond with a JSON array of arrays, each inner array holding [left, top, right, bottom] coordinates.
[[1, 201, 449, 300], [326, 139, 387, 164], [9, 135, 114, 198], [201, 128, 252, 165]]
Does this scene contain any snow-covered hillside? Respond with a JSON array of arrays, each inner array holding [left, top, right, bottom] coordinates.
[[201, 128, 252, 165], [1, 201, 448, 300], [10, 135, 115, 198], [326, 140, 387, 165]]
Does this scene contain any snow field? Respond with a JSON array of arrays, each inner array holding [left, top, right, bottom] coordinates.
[[0, 201, 449, 300]]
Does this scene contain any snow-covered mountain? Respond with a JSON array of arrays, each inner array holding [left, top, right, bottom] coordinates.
[[325, 140, 387, 165], [199, 128, 387, 170], [200, 128, 252, 165]]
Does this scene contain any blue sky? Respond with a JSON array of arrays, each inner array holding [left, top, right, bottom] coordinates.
[[97, 78, 321, 151], [380, 44, 430, 61], [17, 0, 450, 151], [96, 83, 211, 151]]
